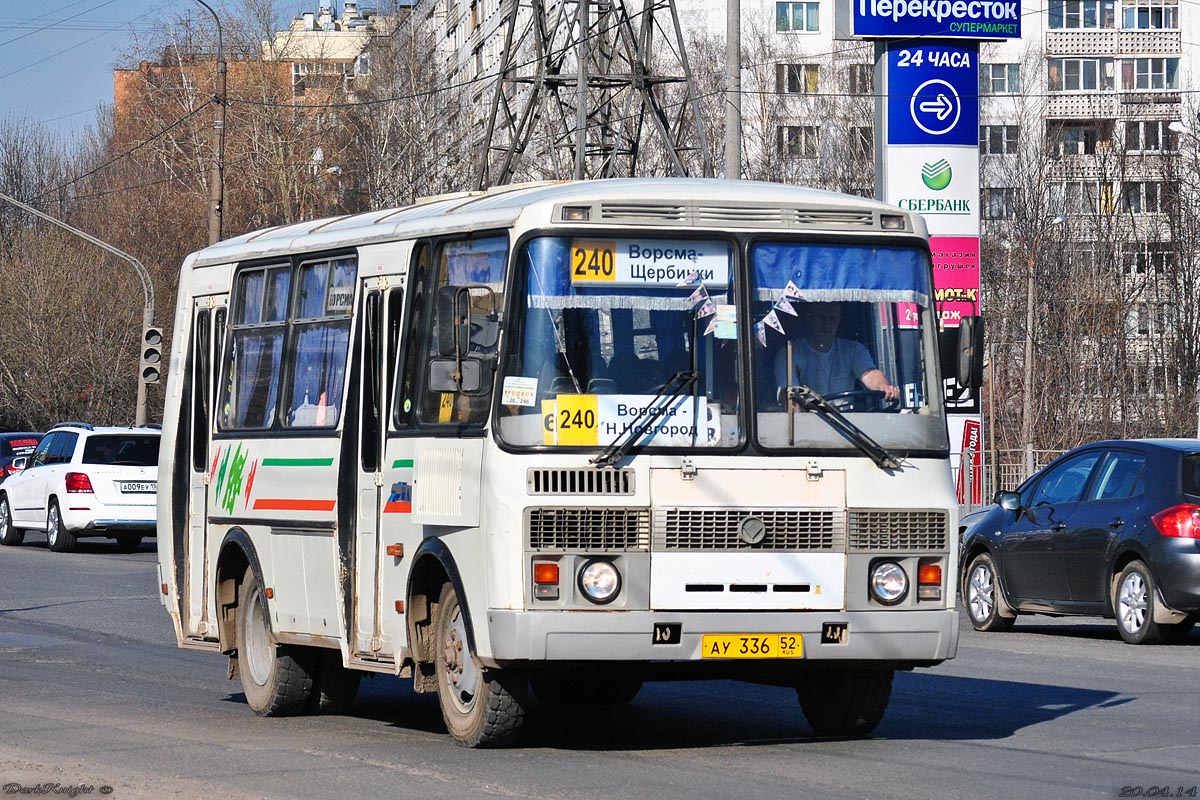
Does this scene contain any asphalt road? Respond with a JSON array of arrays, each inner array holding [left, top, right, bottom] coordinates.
[[1, 534, 1197, 800]]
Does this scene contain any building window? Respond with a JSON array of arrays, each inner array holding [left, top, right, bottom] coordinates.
[[776, 63, 819, 94], [1125, 120, 1179, 151], [1122, 0, 1178, 29], [1124, 243, 1175, 275], [1048, 121, 1111, 155], [1047, 58, 1115, 91], [980, 63, 1020, 94], [1051, 180, 1115, 214], [983, 188, 1016, 219], [777, 125, 819, 157], [980, 125, 1019, 154], [851, 126, 873, 159], [1122, 58, 1179, 90], [1122, 181, 1176, 213], [848, 63, 873, 94], [776, 1, 819, 32], [1048, 0, 1115, 28]]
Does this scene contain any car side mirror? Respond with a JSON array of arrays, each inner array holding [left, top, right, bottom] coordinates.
[[10, 456, 25, 471], [997, 491, 1021, 512]]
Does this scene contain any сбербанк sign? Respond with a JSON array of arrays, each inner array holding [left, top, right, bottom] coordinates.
[[852, 0, 1021, 39]]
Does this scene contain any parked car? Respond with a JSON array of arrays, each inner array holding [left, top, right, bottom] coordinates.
[[961, 439, 1200, 645], [0, 422, 159, 552], [0, 432, 42, 480]]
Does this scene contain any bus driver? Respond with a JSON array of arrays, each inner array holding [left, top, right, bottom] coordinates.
[[775, 302, 900, 404]]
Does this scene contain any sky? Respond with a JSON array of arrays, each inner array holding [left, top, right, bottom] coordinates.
[[0, 0, 310, 141]]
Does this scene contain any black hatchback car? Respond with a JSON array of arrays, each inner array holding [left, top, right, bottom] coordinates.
[[961, 439, 1200, 644]]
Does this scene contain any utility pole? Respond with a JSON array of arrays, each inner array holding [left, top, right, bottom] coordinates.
[[724, 0, 740, 179], [0, 192, 156, 426], [193, 0, 226, 244], [476, 0, 712, 188]]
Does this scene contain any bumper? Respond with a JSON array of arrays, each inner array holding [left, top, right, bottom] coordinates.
[[1153, 548, 1200, 613], [486, 607, 959, 665], [61, 504, 157, 535]]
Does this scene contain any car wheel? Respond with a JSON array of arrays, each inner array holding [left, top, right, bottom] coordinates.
[[797, 667, 893, 737], [433, 582, 528, 747], [964, 553, 1015, 632], [115, 536, 143, 553], [45, 500, 76, 553], [1114, 561, 1169, 645], [236, 566, 317, 715], [308, 649, 361, 715], [0, 495, 24, 546]]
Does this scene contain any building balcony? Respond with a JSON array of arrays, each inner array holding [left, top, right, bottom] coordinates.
[[1045, 29, 1180, 56]]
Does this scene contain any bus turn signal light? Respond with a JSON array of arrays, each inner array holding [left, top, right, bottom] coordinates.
[[386, 544, 404, 557], [533, 562, 560, 600], [917, 562, 942, 601]]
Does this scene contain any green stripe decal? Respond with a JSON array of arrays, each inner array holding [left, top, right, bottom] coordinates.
[[392, 459, 414, 469], [261, 457, 335, 467]]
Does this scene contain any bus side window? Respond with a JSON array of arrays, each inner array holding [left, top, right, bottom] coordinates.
[[284, 257, 355, 429], [191, 308, 210, 472], [222, 266, 289, 430], [394, 244, 429, 429]]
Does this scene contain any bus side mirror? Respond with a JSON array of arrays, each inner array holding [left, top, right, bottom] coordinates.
[[956, 316, 984, 390], [428, 358, 483, 394], [435, 287, 470, 358]]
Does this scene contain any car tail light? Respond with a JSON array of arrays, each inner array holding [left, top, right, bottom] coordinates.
[[65, 472, 94, 493], [1152, 504, 1200, 539]]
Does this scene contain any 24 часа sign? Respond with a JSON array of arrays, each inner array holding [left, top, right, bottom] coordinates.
[[849, 0, 1021, 39]]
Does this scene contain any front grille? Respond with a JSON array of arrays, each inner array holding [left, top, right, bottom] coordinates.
[[526, 467, 634, 496], [848, 510, 949, 551], [527, 507, 650, 551], [653, 508, 844, 551]]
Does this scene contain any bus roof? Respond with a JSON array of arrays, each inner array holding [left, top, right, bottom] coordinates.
[[188, 178, 923, 268]]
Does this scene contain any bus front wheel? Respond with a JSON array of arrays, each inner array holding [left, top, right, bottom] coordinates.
[[236, 566, 317, 716], [433, 583, 528, 747], [797, 667, 893, 737]]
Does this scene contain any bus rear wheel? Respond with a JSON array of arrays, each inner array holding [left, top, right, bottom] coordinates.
[[433, 583, 528, 747], [236, 566, 317, 716], [796, 667, 893, 737]]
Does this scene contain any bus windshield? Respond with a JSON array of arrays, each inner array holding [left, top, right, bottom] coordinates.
[[497, 236, 741, 450], [750, 241, 947, 452]]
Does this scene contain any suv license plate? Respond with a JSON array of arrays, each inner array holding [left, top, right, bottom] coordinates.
[[701, 633, 803, 659], [120, 481, 157, 493]]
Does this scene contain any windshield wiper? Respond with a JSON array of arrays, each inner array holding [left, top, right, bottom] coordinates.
[[591, 370, 698, 468], [787, 385, 902, 471]]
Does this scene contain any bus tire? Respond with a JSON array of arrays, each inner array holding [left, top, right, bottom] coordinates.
[[0, 495, 24, 546], [530, 671, 642, 707], [797, 667, 893, 737], [45, 500, 76, 553], [309, 649, 361, 714], [433, 583, 527, 747], [236, 566, 317, 716]]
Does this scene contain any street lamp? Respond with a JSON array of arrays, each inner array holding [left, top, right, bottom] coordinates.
[[192, 0, 226, 245], [0, 191, 156, 425], [1021, 213, 1065, 477]]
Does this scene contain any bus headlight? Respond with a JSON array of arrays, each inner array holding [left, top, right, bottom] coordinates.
[[869, 561, 908, 605], [578, 560, 621, 604]]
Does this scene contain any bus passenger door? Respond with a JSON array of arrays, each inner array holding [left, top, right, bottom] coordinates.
[[352, 282, 402, 659], [185, 301, 225, 639]]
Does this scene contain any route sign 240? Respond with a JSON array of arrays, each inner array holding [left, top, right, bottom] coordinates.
[[886, 42, 979, 147]]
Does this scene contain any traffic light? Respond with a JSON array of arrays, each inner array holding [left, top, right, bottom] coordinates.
[[141, 326, 163, 385]]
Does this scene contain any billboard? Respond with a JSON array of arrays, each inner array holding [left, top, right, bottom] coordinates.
[[884, 42, 980, 146], [884, 146, 980, 236], [838, 0, 1021, 40]]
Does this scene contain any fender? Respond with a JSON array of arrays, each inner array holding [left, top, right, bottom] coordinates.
[[215, 527, 267, 652], [406, 537, 477, 656]]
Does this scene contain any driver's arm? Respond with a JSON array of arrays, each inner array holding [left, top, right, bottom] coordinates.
[[860, 368, 900, 401]]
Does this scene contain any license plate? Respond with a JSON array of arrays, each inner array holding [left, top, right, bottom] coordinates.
[[701, 633, 803, 659], [120, 481, 157, 493]]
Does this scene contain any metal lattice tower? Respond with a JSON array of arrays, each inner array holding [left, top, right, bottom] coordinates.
[[475, 0, 712, 188]]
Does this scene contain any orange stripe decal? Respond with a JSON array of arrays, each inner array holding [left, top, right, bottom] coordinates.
[[252, 498, 336, 512], [383, 501, 412, 514]]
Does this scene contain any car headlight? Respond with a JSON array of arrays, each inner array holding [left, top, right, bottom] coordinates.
[[870, 561, 908, 605], [578, 560, 621, 604]]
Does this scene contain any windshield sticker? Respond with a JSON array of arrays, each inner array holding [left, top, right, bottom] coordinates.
[[711, 305, 738, 340], [325, 283, 354, 314], [501, 376, 539, 407], [570, 240, 730, 287], [542, 394, 717, 447]]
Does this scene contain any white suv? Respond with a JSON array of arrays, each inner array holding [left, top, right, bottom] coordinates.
[[0, 423, 160, 553]]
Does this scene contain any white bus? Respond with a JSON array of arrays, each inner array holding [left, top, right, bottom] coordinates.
[[157, 178, 978, 747]]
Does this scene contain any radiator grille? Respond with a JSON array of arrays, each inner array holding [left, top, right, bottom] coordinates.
[[527, 508, 650, 551], [653, 508, 844, 551], [527, 468, 635, 495], [848, 510, 949, 551]]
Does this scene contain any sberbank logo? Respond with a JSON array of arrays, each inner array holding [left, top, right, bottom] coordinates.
[[921, 159, 952, 191]]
